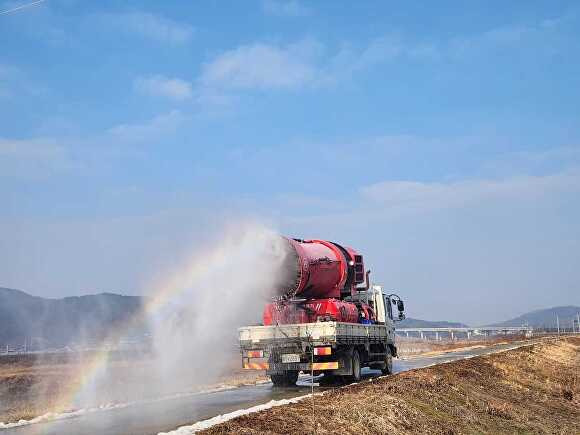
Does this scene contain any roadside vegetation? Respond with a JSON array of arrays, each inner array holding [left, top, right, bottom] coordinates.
[[396, 334, 528, 357], [202, 337, 579, 434]]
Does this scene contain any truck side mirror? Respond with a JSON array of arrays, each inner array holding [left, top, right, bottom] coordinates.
[[397, 300, 404, 312], [388, 293, 406, 321], [396, 300, 405, 320]]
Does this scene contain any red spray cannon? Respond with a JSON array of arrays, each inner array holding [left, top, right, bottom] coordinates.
[[265, 238, 371, 325], [274, 238, 366, 300]]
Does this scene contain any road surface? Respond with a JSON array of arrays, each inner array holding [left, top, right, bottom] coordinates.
[[0, 341, 527, 435]]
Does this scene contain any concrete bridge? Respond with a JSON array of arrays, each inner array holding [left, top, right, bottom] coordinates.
[[396, 326, 533, 340]]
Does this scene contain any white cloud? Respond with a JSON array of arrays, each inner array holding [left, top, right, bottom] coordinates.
[[0, 137, 76, 177], [197, 35, 445, 93], [448, 13, 578, 60], [200, 39, 326, 90], [134, 75, 192, 100], [0, 137, 63, 159], [107, 110, 185, 143], [102, 11, 194, 44], [0, 110, 188, 178], [275, 169, 580, 324], [332, 36, 445, 76], [262, 0, 311, 17], [360, 173, 580, 214]]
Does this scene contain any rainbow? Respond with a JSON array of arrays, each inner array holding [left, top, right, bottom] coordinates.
[[44, 237, 239, 426]]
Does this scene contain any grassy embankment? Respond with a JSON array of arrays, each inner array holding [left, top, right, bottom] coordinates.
[[202, 337, 579, 434], [396, 334, 529, 357]]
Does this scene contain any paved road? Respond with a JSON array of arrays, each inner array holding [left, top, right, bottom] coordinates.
[[0, 341, 528, 435]]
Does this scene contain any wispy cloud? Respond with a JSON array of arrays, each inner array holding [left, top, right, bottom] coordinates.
[[0, 137, 63, 159], [262, 0, 311, 17], [107, 110, 185, 143], [360, 173, 580, 215], [0, 137, 76, 178], [200, 39, 326, 90], [195, 10, 577, 96], [134, 75, 192, 100], [0, 110, 188, 178], [198, 35, 442, 93], [100, 11, 194, 44], [448, 13, 578, 59]]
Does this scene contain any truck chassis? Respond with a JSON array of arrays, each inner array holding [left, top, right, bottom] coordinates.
[[239, 321, 396, 385]]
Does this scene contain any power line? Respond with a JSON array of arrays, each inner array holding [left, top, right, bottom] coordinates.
[[0, 0, 46, 16]]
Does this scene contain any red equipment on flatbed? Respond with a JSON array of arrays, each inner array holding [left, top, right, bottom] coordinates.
[[239, 236, 405, 386], [263, 238, 375, 325]]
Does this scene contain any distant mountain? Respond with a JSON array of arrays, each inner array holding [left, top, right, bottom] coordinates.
[[3, 286, 577, 347], [0, 287, 145, 347], [398, 317, 468, 328], [488, 306, 580, 329]]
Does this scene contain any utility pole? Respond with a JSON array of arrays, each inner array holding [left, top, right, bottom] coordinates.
[[556, 315, 560, 337]]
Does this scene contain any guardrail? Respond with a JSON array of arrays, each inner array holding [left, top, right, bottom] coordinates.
[[396, 326, 534, 340]]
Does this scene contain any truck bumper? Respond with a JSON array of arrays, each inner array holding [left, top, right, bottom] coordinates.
[[243, 361, 269, 370], [243, 361, 339, 371]]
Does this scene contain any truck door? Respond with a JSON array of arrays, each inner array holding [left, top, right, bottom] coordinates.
[[372, 286, 386, 323], [385, 296, 393, 320]]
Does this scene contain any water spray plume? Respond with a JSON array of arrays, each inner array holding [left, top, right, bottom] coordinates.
[[46, 223, 288, 415]]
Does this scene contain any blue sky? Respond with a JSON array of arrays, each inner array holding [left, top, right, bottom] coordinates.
[[1, 0, 579, 324]]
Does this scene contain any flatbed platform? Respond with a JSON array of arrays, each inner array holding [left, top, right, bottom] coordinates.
[[239, 321, 393, 347]]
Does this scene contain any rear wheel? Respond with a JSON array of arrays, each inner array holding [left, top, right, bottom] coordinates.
[[270, 370, 299, 387], [348, 350, 361, 382], [381, 347, 393, 375]]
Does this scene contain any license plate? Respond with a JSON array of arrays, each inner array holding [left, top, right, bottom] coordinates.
[[281, 353, 300, 363]]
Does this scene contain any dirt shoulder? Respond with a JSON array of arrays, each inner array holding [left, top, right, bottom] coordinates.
[[202, 337, 580, 434]]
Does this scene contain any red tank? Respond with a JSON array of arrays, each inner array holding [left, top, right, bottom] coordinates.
[[274, 238, 365, 300], [264, 237, 370, 326]]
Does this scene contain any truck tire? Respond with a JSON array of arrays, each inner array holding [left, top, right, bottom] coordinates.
[[381, 347, 393, 375], [348, 350, 361, 382], [270, 370, 298, 387]]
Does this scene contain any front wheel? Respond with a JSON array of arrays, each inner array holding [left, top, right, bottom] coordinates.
[[381, 348, 393, 375], [270, 370, 299, 387]]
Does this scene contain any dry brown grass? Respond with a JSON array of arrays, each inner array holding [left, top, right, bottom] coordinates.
[[396, 334, 529, 357], [202, 337, 580, 435]]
